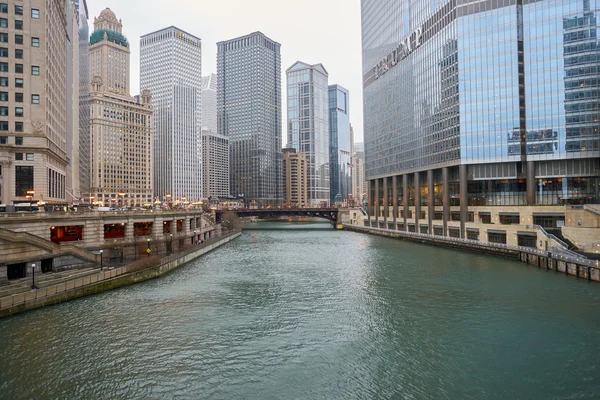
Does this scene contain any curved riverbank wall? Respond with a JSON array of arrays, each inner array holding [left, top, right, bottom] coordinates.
[[345, 225, 600, 283], [0, 232, 241, 318]]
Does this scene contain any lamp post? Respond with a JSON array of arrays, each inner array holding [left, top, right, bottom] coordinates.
[[193, 229, 196, 245], [99, 250, 104, 270], [166, 194, 172, 209], [147, 238, 151, 257], [169, 233, 173, 254], [31, 263, 37, 289]]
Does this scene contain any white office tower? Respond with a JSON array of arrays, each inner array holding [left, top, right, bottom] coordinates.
[[140, 27, 202, 202], [201, 74, 229, 199]]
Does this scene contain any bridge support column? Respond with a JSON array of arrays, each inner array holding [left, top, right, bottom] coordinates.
[[392, 175, 398, 225], [442, 167, 450, 237], [402, 174, 408, 231], [414, 172, 421, 233], [383, 177, 388, 226], [428, 169, 434, 235]]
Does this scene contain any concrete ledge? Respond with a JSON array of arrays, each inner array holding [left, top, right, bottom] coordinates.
[[0, 232, 242, 318]]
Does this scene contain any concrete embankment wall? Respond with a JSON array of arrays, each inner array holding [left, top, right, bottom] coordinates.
[[0, 232, 241, 318], [345, 225, 600, 283]]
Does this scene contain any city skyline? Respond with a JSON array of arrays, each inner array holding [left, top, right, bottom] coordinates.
[[86, 0, 364, 143]]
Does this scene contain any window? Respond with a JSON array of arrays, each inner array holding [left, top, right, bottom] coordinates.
[[15, 34, 22, 45], [0, 33, 7, 42], [15, 121, 22, 131], [0, 47, 7, 57], [31, 94, 39, 104], [0, 4, 7, 13], [15, 107, 23, 116], [15, 136, 22, 145], [0, 62, 7, 72], [14, 20, 22, 30], [0, 135, 6, 144], [15, 49, 22, 59], [31, 65, 39, 75], [0, 76, 6, 86], [31, 37, 39, 47], [15, 77, 22, 87], [31, 9, 39, 19], [15, 165, 33, 196], [0, 121, 7, 130], [0, 106, 7, 116], [15, 63, 22, 73], [15, 92, 22, 102], [0, 18, 6, 28], [14, 5, 22, 15], [15, 152, 23, 160], [0, 91, 7, 101], [25, 153, 33, 161]]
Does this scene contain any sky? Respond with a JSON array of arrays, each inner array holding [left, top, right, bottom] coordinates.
[[86, 0, 365, 143]]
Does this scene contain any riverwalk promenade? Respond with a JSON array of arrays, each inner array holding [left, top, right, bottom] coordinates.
[[345, 224, 600, 282], [0, 229, 241, 317]]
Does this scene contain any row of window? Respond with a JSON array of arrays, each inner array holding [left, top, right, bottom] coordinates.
[[0, 35, 39, 46], [0, 62, 39, 74], [0, 5, 39, 18], [15, 152, 33, 160], [1, 77, 24, 87], [0, 121, 23, 131], [0, 92, 39, 103]]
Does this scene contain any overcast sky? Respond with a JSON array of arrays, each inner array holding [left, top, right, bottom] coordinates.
[[87, 0, 364, 143]]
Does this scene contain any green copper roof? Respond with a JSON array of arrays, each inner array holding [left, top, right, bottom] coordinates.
[[89, 29, 129, 47]]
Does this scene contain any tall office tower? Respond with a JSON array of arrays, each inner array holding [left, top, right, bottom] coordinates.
[[328, 84, 352, 205], [218, 32, 283, 207], [0, 0, 72, 205], [362, 0, 600, 239], [89, 9, 153, 208], [201, 73, 229, 199], [352, 139, 366, 206], [283, 147, 308, 208], [140, 27, 202, 202], [65, 0, 80, 203], [286, 61, 329, 206], [75, 0, 90, 199]]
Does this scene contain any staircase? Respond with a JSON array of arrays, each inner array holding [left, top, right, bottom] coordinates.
[[0, 228, 98, 263]]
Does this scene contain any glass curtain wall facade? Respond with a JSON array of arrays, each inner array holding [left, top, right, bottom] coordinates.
[[140, 27, 203, 202], [286, 61, 330, 206], [362, 0, 599, 234], [328, 84, 352, 205], [218, 32, 283, 207]]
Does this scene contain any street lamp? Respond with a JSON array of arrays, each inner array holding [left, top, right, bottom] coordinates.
[[31, 263, 37, 289], [166, 194, 172, 209], [26, 190, 35, 202], [193, 229, 196, 245], [147, 238, 151, 257], [99, 250, 104, 270]]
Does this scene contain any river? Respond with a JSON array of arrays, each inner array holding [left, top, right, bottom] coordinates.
[[1, 222, 599, 399]]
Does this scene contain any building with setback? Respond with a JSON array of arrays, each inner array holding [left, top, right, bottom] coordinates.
[[217, 31, 283, 207], [0, 0, 73, 205], [352, 139, 366, 206], [362, 0, 600, 246], [89, 8, 153, 207], [141, 27, 202, 203], [328, 84, 352, 205], [75, 0, 90, 200], [201, 73, 229, 199], [286, 61, 329, 206]]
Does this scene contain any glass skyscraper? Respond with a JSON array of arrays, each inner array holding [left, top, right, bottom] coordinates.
[[362, 0, 599, 238], [286, 62, 330, 206], [328, 84, 352, 205], [218, 32, 283, 207]]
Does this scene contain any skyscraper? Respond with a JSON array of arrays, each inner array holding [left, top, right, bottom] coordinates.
[[0, 0, 72, 205], [217, 31, 283, 207], [283, 147, 308, 208], [201, 73, 229, 199], [75, 0, 90, 200], [352, 139, 366, 207], [362, 0, 600, 239], [89, 8, 153, 208], [66, 0, 80, 203], [286, 61, 329, 206], [140, 27, 202, 203], [328, 84, 351, 205]]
